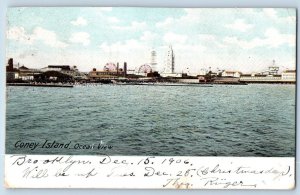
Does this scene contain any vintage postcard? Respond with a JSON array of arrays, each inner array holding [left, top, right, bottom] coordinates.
[[4, 7, 296, 189]]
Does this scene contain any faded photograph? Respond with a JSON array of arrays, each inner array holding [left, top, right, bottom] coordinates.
[[5, 8, 296, 156]]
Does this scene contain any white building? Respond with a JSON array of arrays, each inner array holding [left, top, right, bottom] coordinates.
[[240, 74, 282, 82], [163, 45, 175, 73], [160, 73, 183, 77], [281, 70, 296, 82], [222, 71, 242, 78]]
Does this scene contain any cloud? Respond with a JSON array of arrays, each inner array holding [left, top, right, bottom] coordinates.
[[7, 26, 33, 44], [163, 32, 187, 44], [107, 17, 120, 23], [262, 8, 296, 24], [198, 34, 226, 48], [7, 26, 68, 48], [99, 39, 149, 68], [283, 16, 296, 23], [156, 17, 174, 28], [33, 27, 68, 48], [181, 9, 205, 24], [225, 19, 254, 32], [198, 34, 216, 42], [264, 28, 295, 47], [71, 17, 87, 26], [140, 31, 157, 42], [111, 21, 146, 31], [98, 7, 112, 12], [223, 27, 295, 49], [263, 8, 277, 19], [69, 32, 90, 46], [100, 39, 145, 53]]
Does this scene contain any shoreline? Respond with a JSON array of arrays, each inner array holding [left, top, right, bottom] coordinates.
[[6, 81, 295, 88], [7, 83, 74, 88]]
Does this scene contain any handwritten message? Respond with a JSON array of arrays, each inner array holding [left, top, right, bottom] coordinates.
[[5, 155, 295, 189]]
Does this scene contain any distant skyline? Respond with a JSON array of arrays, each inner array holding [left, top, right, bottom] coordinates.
[[6, 7, 296, 73]]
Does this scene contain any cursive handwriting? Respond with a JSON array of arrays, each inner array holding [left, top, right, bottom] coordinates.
[[7, 155, 294, 189]]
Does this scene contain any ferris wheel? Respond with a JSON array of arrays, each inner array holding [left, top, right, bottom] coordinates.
[[138, 64, 153, 73], [103, 62, 117, 71]]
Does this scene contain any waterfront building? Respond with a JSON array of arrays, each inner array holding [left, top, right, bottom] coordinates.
[[6, 58, 19, 81], [221, 71, 242, 78], [17, 65, 45, 80], [240, 66, 296, 83], [89, 69, 125, 79], [281, 70, 296, 82], [256, 60, 279, 76], [41, 65, 86, 80], [34, 71, 74, 83], [160, 73, 183, 78], [88, 62, 127, 80], [41, 65, 72, 74], [240, 74, 282, 83]]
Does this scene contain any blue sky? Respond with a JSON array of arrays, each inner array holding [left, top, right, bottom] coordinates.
[[6, 7, 296, 73]]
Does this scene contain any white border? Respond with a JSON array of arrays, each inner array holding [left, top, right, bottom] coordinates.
[[1, 0, 299, 194], [4, 155, 295, 189]]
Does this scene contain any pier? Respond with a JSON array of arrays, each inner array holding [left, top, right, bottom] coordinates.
[[7, 83, 73, 88]]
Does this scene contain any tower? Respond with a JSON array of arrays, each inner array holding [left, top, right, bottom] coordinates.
[[268, 60, 279, 75], [164, 45, 175, 73], [123, 62, 127, 77], [150, 49, 157, 72]]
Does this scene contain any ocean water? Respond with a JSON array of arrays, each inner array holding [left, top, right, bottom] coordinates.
[[5, 84, 295, 156]]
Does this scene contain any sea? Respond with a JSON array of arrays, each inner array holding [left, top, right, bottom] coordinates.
[[5, 84, 296, 157]]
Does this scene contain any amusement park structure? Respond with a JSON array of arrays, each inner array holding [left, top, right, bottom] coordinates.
[[150, 49, 157, 72], [257, 60, 279, 75], [164, 45, 175, 74], [138, 64, 153, 74]]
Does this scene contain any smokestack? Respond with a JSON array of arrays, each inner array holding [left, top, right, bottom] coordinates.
[[117, 62, 119, 76], [8, 58, 13, 66], [7, 58, 13, 71], [123, 62, 127, 77]]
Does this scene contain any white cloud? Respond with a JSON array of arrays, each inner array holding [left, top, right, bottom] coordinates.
[[155, 9, 206, 31], [156, 17, 174, 28], [71, 17, 87, 26], [198, 34, 226, 48], [264, 28, 295, 47], [173, 44, 206, 55], [223, 27, 295, 49], [7, 26, 33, 44], [99, 39, 149, 68], [283, 15, 296, 24], [263, 8, 296, 25], [98, 7, 112, 12], [263, 8, 277, 19], [107, 17, 120, 23], [132, 21, 146, 29], [198, 34, 216, 42], [111, 21, 146, 31], [69, 32, 90, 46], [100, 39, 145, 53], [140, 31, 157, 42], [181, 9, 204, 24], [163, 32, 187, 44], [225, 19, 254, 32], [33, 27, 68, 48], [7, 26, 68, 48]]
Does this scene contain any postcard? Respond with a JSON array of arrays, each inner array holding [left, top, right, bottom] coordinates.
[[4, 7, 296, 189]]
